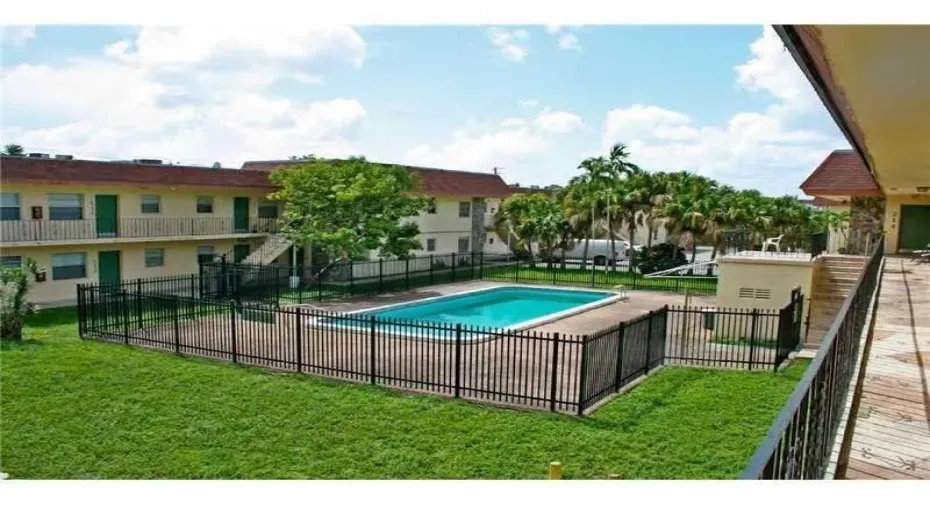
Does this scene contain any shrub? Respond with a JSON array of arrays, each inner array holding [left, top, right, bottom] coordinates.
[[634, 243, 687, 275], [1, 260, 38, 341]]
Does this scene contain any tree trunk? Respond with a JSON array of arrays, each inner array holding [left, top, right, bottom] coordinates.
[[689, 238, 698, 276], [1, 319, 24, 341], [628, 221, 637, 272], [580, 236, 590, 271], [646, 222, 654, 247]]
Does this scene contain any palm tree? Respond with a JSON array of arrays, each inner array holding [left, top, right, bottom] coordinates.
[[561, 178, 596, 270]]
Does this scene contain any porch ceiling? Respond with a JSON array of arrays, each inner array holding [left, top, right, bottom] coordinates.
[[779, 25, 930, 196]]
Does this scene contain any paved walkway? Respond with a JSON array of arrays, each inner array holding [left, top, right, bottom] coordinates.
[[842, 258, 930, 480]]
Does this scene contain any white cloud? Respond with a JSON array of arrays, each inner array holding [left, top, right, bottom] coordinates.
[[403, 128, 546, 171], [599, 26, 843, 193], [535, 110, 583, 134], [487, 27, 529, 62], [546, 25, 582, 52], [403, 103, 583, 172], [519, 99, 539, 109], [1, 26, 368, 167], [1, 25, 35, 47]]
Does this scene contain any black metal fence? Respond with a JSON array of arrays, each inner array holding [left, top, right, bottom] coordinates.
[[196, 251, 719, 306], [77, 272, 804, 414], [741, 237, 883, 480]]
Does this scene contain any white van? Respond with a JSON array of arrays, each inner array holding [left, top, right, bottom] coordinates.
[[560, 239, 630, 265]]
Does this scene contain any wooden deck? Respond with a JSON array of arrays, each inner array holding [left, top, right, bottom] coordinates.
[[841, 258, 930, 480]]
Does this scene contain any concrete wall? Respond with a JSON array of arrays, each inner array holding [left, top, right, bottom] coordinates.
[[883, 193, 930, 253], [4, 239, 246, 306], [716, 255, 818, 339]]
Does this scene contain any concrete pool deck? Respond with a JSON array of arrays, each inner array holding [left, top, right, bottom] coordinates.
[[291, 280, 716, 335]]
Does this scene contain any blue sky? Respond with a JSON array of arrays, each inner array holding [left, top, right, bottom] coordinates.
[[1, 24, 848, 195]]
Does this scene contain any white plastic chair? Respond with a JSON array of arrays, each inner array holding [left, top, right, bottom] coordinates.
[[763, 234, 784, 252]]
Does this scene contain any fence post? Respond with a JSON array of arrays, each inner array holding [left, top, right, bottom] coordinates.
[[451, 253, 457, 282], [317, 268, 323, 301], [230, 304, 238, 364], [121, 290, 130, 345], [661, 305, 669, 366], [379, 258, 384, 293], [295, 308, 303, 373], [405, 256, 410, 290], [88, 288, 97, 335], [578, 335, 589, 416], [644, 310, 653, 375], [613, 322, 626, 392], [591, 262, 596, 288], [173, 296, 181, 354], [369, 316, 377, 385], [551, 261, 557, 285], [77, 286, 86, 339], [514, 257, 520, 283], [748, 308, 758, 371], [135, 278, 143, 329], [479, 251, 484, 279], [454, 324, 462, 398], [429, 255, 434, 285], [549, 333, 561, 412]]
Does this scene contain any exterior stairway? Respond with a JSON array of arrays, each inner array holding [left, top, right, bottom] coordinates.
[[805, 255, 867, 349], [242, 234, 292, 265]]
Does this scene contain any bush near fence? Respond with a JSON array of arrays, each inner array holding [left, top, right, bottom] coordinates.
[[77, 275, 803, 415]]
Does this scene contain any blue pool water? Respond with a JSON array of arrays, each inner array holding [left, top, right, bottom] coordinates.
[[326, 286, 613, 334]]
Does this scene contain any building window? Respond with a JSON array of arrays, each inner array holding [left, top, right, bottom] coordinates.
[[141, 195, 161, 214], [49, 193, 84, 220], [426, 198, 437, 214], [197, 246, 215, 264], [652, 229, 659, 241], [196, 196, 214, 214], [1, 256, 23, 269], [144, 248, 165, 268], [258, 200, 279, 219], [458, 201, 471, 218], [1, 192, 21, 221], [426, 238, 436, 252], [51, 252, 87, 280], [458, 237, 470, 254]]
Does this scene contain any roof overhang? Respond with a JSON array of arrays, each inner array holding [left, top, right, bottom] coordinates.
[[774, 25, 930, 196]]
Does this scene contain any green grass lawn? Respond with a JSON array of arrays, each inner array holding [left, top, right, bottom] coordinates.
[[1, 307, 804, 479]]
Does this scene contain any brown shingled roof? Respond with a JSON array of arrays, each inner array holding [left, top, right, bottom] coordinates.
[[1, 156, 275, 189], [242, 159, 515, 198], [799, 150, 882, 197]]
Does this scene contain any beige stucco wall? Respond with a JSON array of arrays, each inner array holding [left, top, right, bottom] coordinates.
[[716, 256, 817, 339], [883, 193, 930, 253], [4, 239, 246, 306], [1, 182, 274, 220]]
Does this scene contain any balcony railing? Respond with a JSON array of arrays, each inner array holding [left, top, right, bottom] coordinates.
[[1, 217, 279, 243]]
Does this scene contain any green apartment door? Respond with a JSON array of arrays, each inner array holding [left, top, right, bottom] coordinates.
[[233, 244, 251, 263], [234, 197, 250, 233], [898, 205, 930, 251], [95, 195, 118, 237], [98, 250, 121, 287]]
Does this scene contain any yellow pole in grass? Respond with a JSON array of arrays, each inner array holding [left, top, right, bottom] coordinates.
[[548, 461, 563, 480]]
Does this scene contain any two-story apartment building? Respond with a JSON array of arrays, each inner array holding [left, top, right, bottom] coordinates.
[[239, 160, 516, 258], [1, 155, 519, 306], [1, 156, 281, 306]]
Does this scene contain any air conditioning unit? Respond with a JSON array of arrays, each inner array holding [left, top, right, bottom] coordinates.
[[133, 159, 163, 165], [28, 153, 51, 159], [54, 154, 74, 160]]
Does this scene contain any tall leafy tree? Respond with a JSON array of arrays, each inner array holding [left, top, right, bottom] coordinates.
[[3, 144, 24, 156], [267, 156, 429, 264]]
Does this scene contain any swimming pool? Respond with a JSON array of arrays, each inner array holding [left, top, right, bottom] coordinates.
[[310, 285, 626, 340]]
